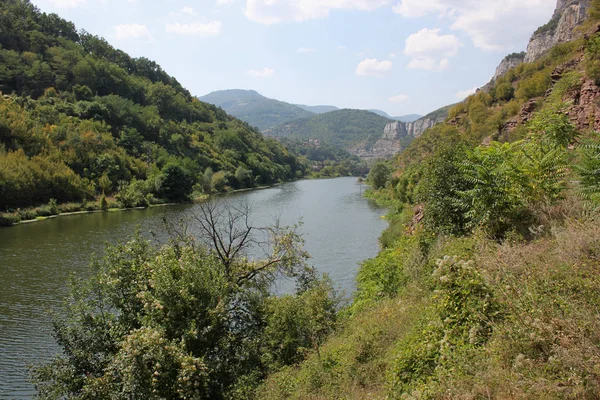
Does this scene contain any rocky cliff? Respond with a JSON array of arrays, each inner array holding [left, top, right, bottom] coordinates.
[[494, 53, 526, 80], [406, 117, 443, 138], [349, 116, 446, 160], [484, 0, 589, 87], [349, 121, 407, 160], [525, 0, 590, 63]]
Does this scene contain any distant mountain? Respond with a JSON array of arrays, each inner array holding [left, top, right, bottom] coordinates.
[[199, 90, 313, 131], [396, 114, 422, 123], [368, 109, 393, 118], [369, 109, 422, 123], [295, 104, 339, 114], [266, 109, 393, 150]]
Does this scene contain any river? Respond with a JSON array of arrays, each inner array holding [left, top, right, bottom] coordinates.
[[0, 177, 387, 398]]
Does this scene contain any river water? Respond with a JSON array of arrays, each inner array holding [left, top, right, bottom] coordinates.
[[0, 177, 387, 398]]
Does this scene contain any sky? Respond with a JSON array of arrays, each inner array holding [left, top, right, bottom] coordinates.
[[31, 0, 558, 116]]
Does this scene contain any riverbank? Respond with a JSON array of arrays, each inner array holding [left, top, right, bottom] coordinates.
[[0, 184, 286, 228]]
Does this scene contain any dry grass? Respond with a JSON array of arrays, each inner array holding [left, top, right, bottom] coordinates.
[[425, 216, 600, 399]]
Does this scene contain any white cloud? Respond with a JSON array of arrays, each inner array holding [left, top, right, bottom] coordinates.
[[356, 58, 393, 77], [389, 94, 409, 102], [393, 0, 556, 51], [113, 24, 152, 40], [165, 21, 222, 37], [171, 6, 198, 17], [392, 0, 446, 17], [48, 0, 87, 8], [455, 87, 478, 99], [337, 45, 347, 50], [245, 0, 391, 24], [247, 67, 275, 77], [297, 47, 316, 53], [404, 28, 460, 71]]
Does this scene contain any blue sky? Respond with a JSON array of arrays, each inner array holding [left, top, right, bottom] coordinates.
[[31, 0, 557, 116]]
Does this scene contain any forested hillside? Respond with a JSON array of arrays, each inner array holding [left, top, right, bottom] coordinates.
[[266, 109, 393, 150], [199, 89, 314, 131], [260, 1, 600, 398], [0, 0, 303, 225]]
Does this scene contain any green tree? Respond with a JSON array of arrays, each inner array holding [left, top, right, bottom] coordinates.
[[160, 163, 193, 202], [368, 162, 391, 190]]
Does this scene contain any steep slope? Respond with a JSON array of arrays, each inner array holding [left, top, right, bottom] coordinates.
[[266, 109, 393, 150], [199, 89, 314, 131], [0, 0, 302, 219], [406, 104, 455, 137], [525, 0, 591, 62]]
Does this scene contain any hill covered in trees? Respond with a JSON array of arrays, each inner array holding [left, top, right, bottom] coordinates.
[[199, 89, 314, 131], [266, 109, 393, 150], [0, 0, 304, 225]]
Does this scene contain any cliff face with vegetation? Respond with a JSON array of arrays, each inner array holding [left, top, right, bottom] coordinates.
[[525, 0, 591, 62], [348, 105, 454, 160]]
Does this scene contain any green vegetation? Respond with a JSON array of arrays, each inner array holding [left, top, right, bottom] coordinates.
[[199, 90, 314, 131], [257, 9, 600, 399], [260, 104, 600, 400], [267, 109, 393, 150], [0, 0, 304, 226], [281, 139, 368, 178], [23, 1, 600, 399], [33, 201, 341, 399], [534, 12, 561, 36], [420, 103, 457, 121]]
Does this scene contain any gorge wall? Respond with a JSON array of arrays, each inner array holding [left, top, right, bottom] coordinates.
[[525, 0, 590, 62], [348, 116, 445, 160]]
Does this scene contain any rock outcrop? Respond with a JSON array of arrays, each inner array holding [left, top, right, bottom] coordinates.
[[525, 0, 590, 63], [483, 0, 589, 89], [349, 115, 447, 160], [406, 117, 443, 138], [565, 77, 600, 130], [382, 121, 408, 139], [494, 53, 526, 80]]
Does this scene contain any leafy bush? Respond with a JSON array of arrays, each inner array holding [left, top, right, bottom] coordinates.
[[389, 256, 499, 396], [495, 82, 515, 102], [576, 133, 600, 206], [263, 278, 341, 370], [0, 212, 21, 227], [115, 179, 149, 208], [368, 162, 391, 190]]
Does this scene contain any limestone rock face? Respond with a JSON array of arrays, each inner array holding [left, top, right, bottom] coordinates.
[[524, 0, 590, 63], [382, 121, 408, 140], [349, 117, 445, 160], [406, 117, 443, 138], [494, 53, 526, 80]]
